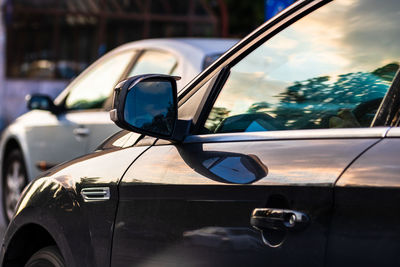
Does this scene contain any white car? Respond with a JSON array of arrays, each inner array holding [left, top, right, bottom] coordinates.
[[0, 38, 237, 222]]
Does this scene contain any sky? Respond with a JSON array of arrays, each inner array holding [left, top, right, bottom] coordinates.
[[212, 0, 400, 117]]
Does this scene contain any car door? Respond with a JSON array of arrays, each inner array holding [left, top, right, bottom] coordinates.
[[327, 130, 400, 266], [111, 0, 400, 265], [326, 89, 400, 264], [28, 50, 137, 174], [112, 131, 385, 267]]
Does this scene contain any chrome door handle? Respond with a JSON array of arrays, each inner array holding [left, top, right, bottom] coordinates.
[[250, 208, 309, 231], [73, 127, 90, 137], [81, 187, 110, 202]]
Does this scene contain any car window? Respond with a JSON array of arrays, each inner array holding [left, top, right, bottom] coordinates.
[[203, 0, 400, 134], [127, 50, 177, 77], [65, 50, 136, 110]]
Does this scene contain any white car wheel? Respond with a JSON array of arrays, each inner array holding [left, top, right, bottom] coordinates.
[[2, 149, 28, 223]]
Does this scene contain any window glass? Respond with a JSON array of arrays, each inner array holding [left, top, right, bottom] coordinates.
[[127, 50, 177, 77], [65, 51, 136, 110], [204, 0, 400, 133]]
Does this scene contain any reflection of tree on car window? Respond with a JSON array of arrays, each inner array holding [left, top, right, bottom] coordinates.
[[206, 63, 399, 133], [205, 107, 231, 132], [271, 63, 399, 129]]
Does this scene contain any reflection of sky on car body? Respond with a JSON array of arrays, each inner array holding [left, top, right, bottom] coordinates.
[[121, 138, 377, 186], [216, 0, 400, 117]]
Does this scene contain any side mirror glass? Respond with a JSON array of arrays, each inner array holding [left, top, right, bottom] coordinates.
[[26, 94, 57, 113], [110, 74, 180, 139]]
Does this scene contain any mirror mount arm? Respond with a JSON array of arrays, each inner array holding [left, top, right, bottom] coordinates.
[[26, 94, 63, 115], [171, 119, 192, 142]]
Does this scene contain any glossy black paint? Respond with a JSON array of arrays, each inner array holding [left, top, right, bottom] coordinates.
[[2, 0, 400, 266], [327, 138, 400, 265], [110, 136, 379, 266], [1, 144, 150, 267]]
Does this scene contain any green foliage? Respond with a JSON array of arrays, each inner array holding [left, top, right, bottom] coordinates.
[[205, 63, 399, 133], [207, 0, 265, 37], [271, 63, 399, 129], [206, 107, 231, 132], [225, 0, 264, 36]]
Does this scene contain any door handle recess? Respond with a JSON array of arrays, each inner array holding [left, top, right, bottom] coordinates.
[[73, 127, 90, 136], [81, 187, 110, 202], [251, 208, 309, 231]]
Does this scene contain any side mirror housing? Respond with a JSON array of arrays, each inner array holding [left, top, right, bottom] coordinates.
[[110, 74, 188, 141], [26, 94, 59, 114]]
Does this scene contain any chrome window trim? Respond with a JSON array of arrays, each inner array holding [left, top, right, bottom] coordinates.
[[184, 127, 390, 144], [386, 127, 400, 137], [178, 0, 327, 105]]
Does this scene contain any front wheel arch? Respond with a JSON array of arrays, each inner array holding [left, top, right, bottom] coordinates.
[[2, 224, 59, 267]]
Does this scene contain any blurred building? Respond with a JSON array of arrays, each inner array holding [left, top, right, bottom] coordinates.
[[0, 0, 222, 128]]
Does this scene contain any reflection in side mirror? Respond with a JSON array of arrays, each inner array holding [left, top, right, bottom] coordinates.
[[110, 74, 181, 139], [26, 94, 58, 113], [124, 80, 175, 136]]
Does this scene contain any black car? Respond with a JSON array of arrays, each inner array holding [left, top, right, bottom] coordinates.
[[2, 0, 400, 266]]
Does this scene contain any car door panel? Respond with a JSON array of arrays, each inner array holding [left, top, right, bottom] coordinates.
[[111, 131, 382, 266], [26, 111, 88, 178], [327, 137, 400, 266], [73, 111, 123, 153]]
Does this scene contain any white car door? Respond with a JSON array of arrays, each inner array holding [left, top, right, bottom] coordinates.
[[28, 50, 137, 176], [26, 111, 89, 172], [77, 110, 122, 152]]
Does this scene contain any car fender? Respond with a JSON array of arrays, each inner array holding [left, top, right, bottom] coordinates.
[[2, 176, 96, 267], [1, 143, 151, 266]]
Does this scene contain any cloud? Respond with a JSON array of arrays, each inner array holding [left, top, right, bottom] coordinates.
[[293, 0, 400, 71], [210, 0, 400, 119]]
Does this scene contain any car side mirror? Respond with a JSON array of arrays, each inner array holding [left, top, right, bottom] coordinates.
[[26, 94, 59, 114], [110, 74, 187, 141]]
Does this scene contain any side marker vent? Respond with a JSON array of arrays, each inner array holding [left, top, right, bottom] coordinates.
[[81, 187, 110, 202]]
